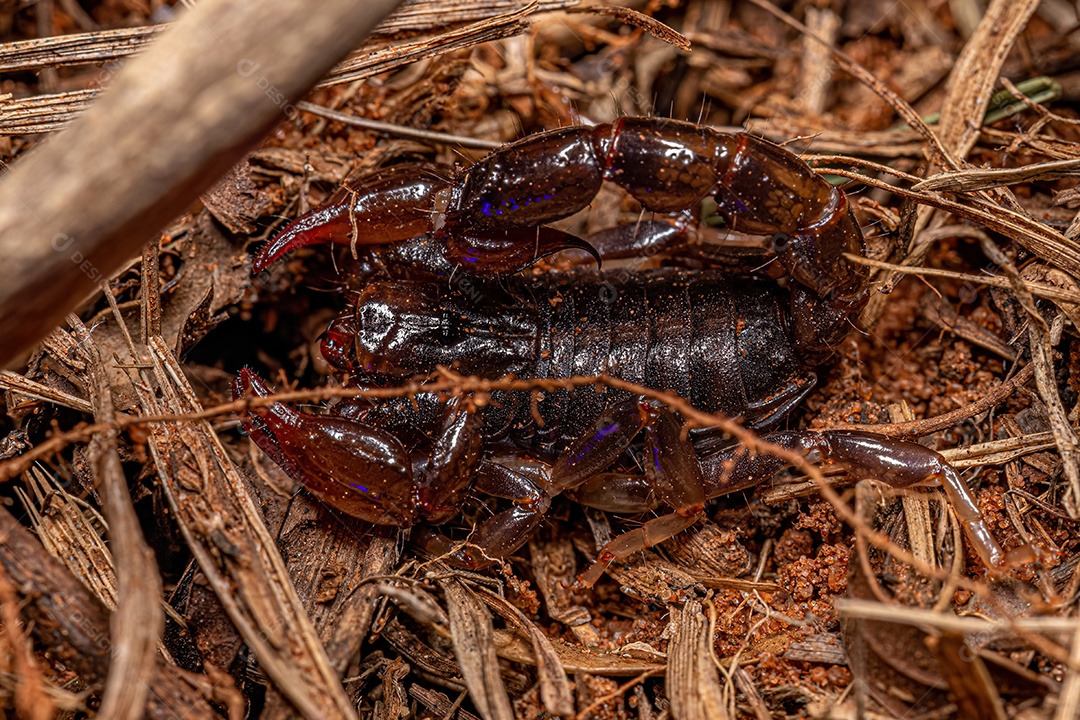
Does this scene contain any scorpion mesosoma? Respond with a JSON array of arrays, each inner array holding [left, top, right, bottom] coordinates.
[[237, 116, 1034, 586]]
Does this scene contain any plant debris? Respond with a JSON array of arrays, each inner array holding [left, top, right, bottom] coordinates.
[[0, 1, 1079, 718]]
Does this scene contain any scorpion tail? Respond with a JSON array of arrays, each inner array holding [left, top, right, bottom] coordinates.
[[711, 134, 868, 297], [708, 133, 870, 357]]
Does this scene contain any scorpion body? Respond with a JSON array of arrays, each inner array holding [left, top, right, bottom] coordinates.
[[238, 117, 1035, 585], [349, 268, 815, 445]]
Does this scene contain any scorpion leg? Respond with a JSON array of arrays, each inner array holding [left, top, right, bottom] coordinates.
[[415, 459, 551, 567], [420, 400, 649, 568], [698, 430, 1038, 570], [475, 457, 548, 503], [416, 504, 549, 568], [576, 406, 708, 587], [548, 399, 649, 490], [569, 473, 658, 514], [415, 397, 484, 524]]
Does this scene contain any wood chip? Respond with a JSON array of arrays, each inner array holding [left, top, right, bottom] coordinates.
[[665, 599, 728, 720], [782, 633, 848, 665]]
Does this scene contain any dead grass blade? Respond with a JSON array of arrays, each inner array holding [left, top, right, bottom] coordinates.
[[72, 315, 162, 720], [491, 629, 666, 676], [476, 586, 574, 716], [409, 685, 480, 720], [936, 0, 1040, 158], [566, 5, 689, 50], [845, 254, 1080, 307], [1028, 316, 1080, 518], [439, 577, 515, 720], [824, 166, 1080, 280], [315, 2, 547, 89], [836, 598, 1076, 640], [0, 1, 577, 74], [0, 26, 163, 72], [16, 467, 117, 606], [0, 87, 96, 134], [912, 157, 1080, 193], [1057, 620, 1080, 720]]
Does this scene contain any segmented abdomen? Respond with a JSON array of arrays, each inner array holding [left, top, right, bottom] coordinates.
[[512, 268, 810, 450]]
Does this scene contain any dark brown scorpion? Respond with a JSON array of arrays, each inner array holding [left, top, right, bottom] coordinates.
[[236, 116, 1034, 586]]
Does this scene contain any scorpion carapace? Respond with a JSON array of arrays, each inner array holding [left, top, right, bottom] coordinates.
[[240, 116, 1037, 586]]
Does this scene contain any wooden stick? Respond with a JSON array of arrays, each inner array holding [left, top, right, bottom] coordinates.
[[0, 0, 405, 368]]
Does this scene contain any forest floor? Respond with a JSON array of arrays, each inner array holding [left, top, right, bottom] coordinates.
[[0, 1, 1078, 719]]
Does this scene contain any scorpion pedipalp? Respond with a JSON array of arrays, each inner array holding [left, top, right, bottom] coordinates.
[[235, 370, 485, 530]]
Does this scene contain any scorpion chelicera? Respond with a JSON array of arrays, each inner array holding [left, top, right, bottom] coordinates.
[[236, 116, 1035, 586]]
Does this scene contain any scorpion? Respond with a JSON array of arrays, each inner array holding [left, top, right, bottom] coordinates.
[[236, 116, 1035, 586]]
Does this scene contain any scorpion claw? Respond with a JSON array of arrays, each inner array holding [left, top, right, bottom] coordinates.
[[234, 368, 418, 526], [252, 165, 452, 273]]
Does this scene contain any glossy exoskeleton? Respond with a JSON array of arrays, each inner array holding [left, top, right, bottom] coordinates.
[[238, 117, 1034, 586]]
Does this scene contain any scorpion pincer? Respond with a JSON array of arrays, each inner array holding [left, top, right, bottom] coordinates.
[[237, 116, 1037, 586]]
